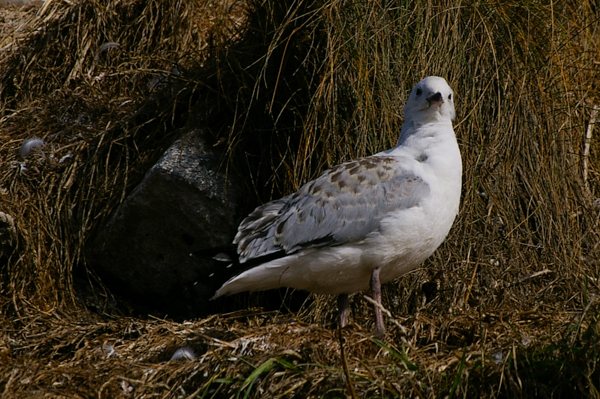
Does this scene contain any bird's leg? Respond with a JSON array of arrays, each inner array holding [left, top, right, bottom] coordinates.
[[337, 293, 349, 328], [370, 267, 386, 338]]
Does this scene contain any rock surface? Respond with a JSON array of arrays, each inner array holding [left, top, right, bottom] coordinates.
[[86, 130, 244, 318], [0, 212, 16, 262]]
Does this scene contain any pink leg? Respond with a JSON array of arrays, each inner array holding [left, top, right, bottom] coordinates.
[[338, 293, 349, 328], [370, 267, 385, 338]]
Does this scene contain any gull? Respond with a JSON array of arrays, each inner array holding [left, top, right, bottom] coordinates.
[[212, 76, 462, 337]]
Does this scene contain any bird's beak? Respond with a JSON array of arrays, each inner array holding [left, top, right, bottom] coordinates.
[[427, 92, 443, 107]]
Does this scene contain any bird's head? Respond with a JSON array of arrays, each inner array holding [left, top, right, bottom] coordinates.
[[404, 76, 455, 123]]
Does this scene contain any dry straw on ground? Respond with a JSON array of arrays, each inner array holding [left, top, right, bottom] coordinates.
[[1, 0, 600, 397]]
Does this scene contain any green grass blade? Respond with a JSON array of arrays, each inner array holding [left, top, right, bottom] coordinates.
[[448, 347, 467, 399], [236, 358, 278, 399], [371, 339, 419, 371]]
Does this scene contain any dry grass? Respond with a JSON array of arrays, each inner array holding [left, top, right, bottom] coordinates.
[[1, 0, 600, 397], [1, 308, 598, 397]]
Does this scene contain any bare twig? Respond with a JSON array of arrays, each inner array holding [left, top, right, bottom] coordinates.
[[363, 295, 408, 335], [583, 105, 599, 190], [338, 325, 358, 399], [510, 269, 554, 287]]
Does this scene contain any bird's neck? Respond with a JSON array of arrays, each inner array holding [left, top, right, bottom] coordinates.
[[391, 119, 462, 191], [396, 119, 454, 150]]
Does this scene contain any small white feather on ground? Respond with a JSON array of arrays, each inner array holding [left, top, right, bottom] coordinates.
[[213, 76, 462, 337], [19, 138, 45, 157]]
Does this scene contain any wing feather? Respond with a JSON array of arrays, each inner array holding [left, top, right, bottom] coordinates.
[[234, 156, 430, 263]]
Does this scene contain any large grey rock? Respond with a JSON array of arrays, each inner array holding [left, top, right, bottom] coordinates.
[[86, 130, 244, 318]]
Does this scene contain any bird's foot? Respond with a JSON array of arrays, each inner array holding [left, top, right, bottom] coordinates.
[[372, 323, 386, 339]]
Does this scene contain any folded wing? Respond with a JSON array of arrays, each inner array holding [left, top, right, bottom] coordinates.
[[235, 156, 430, 263]]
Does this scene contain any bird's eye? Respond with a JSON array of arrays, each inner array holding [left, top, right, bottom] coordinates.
[[416, 88, 422, 96], [448, 94, 452, 100]]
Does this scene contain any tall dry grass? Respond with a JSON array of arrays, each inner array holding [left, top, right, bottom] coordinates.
[[0, 0, 245, 315], [0, 0, 599, 397]]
